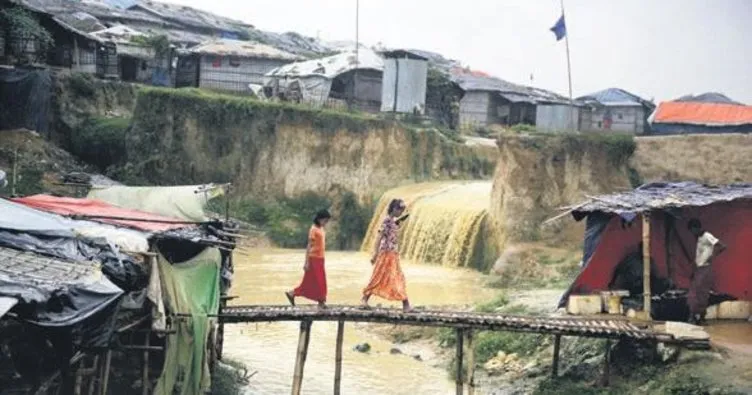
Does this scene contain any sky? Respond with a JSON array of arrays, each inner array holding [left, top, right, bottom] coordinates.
[[167, 0, 751, 103]]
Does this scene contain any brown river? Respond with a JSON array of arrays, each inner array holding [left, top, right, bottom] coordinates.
[[223, 248, 497, 394]]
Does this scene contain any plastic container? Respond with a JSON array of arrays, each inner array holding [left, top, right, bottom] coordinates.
[[567, 295, 603, 315], [717, 301, 751, 320]]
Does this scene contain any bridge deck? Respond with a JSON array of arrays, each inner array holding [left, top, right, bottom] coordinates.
[[219, 305, 697, 343]]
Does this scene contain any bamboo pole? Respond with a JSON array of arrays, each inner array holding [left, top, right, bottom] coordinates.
[[87, 356, 100, 395], [600, 339, 611, 387], [99, 351, 112, 395], [642, 213, 652, 319], [455, 328, 464, 395], [552, 334, 562, 377], [142, 332, 151, 395], [466, 330, 476, 395], [334, 320, 345, 395], [291, 320, 312, 395]]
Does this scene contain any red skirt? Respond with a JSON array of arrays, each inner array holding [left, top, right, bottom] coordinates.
[[293, 256, 327, 302]]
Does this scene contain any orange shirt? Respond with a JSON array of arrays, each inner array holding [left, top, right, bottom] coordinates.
[[308, 225, 326, 258]]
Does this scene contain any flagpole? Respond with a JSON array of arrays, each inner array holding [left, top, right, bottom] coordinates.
[[560, 0, 576, 132]]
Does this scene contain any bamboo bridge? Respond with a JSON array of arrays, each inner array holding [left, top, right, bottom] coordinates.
[[216, 305, 710, 395]]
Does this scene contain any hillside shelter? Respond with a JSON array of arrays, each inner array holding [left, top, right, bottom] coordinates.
[[559, 182, 752, 320], [265, 49, 384, 111]]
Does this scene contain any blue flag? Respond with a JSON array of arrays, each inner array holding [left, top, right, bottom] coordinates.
[[550, 14, 567, 41]]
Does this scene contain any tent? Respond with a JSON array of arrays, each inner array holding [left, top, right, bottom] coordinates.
[[560, 182, 752, 311]]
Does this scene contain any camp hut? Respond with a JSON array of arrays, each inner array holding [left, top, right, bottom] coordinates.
[[560, 182, 752, 321], [578, 88, 655, 134], [265, 49, 384, 112], [380, 49, 429, 114], [1, 187, 237, 393], [648, 100, 752, 135], [178, 38, 301, 92]]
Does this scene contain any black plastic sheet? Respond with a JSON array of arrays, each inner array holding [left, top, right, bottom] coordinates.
[[0, 67, 52, 136]]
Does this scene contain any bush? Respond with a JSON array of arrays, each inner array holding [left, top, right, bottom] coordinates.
[[71, 117, 131, 170], [68, 73, 98, 98], [475, 294, 510, 313]]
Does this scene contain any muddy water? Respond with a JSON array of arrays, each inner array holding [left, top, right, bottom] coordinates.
[[223, 249, 496, 395]]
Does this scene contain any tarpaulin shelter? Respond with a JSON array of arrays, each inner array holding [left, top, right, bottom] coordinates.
[[13, 194, 194, 233], [0, 198, 147, 289], [560, 182, 752, 312], [88, 184, 225, 222]]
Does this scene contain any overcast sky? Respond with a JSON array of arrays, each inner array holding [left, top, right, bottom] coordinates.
[[168, 0, 751, 103]]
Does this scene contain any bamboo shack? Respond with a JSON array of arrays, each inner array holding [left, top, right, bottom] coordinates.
[[0, 184, 237, 394], [559, 182, 752, 322]]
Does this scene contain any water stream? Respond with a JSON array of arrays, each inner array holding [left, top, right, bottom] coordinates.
[[224, 249, 496, 394]]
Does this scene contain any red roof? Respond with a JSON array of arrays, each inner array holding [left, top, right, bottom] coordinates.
[[653, 101, 752, 126], [12, 195, 192, 233]]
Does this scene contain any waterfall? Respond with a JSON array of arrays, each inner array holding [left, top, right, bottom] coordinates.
[[362, 182, 497, 270]]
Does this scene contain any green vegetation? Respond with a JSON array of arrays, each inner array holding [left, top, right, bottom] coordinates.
[[0, 7, 53, 63], [334, 192, 372, 250], [214, 191, 373, 250], [135, 88, 391, 135], [475, 294, 510, 313], [68, 72, 98, 98], [71, 117, 131, 171], [425, 68, 461, 129], [131, 34, 171, 58]]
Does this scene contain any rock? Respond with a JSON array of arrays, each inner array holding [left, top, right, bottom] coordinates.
[[353, 343, 371, 353], [657, 343, 680, 363], [390, 348, 402, 355], [492, 246, 524, 274], [496, 351, 507, 360], [412, 354, 422, 362], [505, 353, 519, 364]]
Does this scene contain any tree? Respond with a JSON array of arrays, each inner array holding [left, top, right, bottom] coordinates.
[[0, 7, 53, 63]]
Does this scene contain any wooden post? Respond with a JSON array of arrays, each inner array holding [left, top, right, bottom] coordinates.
[[334, 320, 345, 395], [87, 356, 99, 395], [600, 339, 611, 387], [11, 147, 18, 196], [291, 320, 312, 395], [455, 328, 464, 395], [99, 351, 112, 395], [142, 332, 151, 395], [552, 334, 562, 378], [665, 213, 673, 287], [642, 213, 652, 319], [466, 330, 476, 395]]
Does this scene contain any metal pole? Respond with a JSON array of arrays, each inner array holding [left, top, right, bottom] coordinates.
[[355, 0, 360, 64], [560, 0, 576, 132]]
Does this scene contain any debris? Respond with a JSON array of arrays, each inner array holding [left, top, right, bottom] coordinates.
[[353, 343, 371, 353], [389, 348, 402, 355]]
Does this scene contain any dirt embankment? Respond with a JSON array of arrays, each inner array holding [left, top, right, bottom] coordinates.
[[51, 71, 139, 149], [490, 134, 633, 253], [633, 134, 752, 184], [122, 88, 497, 204]]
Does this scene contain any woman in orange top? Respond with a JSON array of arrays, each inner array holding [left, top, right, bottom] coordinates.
[[286, 209, 331, 309], [361, 199, 412, 312]]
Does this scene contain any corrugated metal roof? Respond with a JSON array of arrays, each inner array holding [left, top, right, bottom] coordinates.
[[189, 39, 301, 61], [130, 0, 252, 33], [578, 88, 653, 109], [675, 92, 744, 106], [572, 182, 752, 216], [652, 101, 752, 126], [267, 49, 384, 79], [451, 69, 575, 105]]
